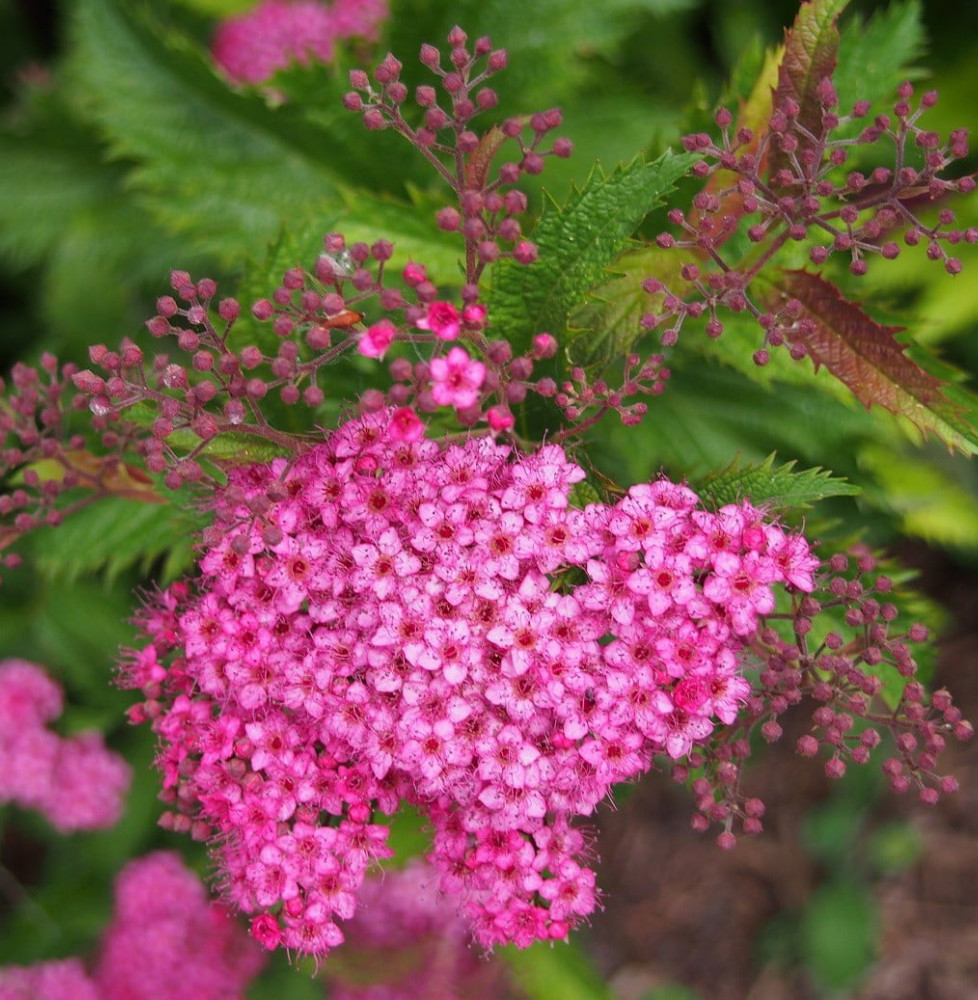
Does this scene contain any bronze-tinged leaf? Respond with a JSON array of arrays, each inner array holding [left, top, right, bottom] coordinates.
[[770, 269, 978, 453], [769, 0, 850, 183], [56, 449, 164, 503], [464, 124, 509, 192]]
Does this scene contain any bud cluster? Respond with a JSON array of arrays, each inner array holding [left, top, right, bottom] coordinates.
[[643, 80, 977, 362], [344, 27, 571, 285], [65, 238, 580, 493], [0, 355, 166, 578], [550, 352, 671, 435], [670, 545, 972, 845]]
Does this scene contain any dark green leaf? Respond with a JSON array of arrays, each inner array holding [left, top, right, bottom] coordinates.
[[68, 0, 352, 262], [799, 881, 877, 991]]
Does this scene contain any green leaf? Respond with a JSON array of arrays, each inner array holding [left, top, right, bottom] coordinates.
[[0, 83, 208, 347], [698, 454, 861, 512], [773, 269, 978, 454], [568, 244, 681, 368], [596, 360, 879, 489], [31, 494, 201, 584], [490, 153, 696, 350], [502, 938, 616, 1000], [172, 0, 253, 14], [388, 0, 695, 114]]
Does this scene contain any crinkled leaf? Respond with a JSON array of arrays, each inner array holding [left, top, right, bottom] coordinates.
[[769, 0, 850, 182], [490, 153, 695, 350], [698, 454, 860, 512], [773, 269, 978, 453]]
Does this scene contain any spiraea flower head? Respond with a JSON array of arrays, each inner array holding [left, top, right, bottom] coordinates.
[[122, 409, 815, 958]]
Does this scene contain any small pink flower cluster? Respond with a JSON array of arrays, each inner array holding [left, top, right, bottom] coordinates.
[[0, 852, 263, 1000], [326, 860, 508, 999], [124, 410, 817, 957], [213, 0, 388, 85], [0, 659, 130, 832]]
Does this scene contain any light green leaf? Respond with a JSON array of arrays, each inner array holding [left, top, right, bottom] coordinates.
[[858, 441, 978, 549], [567, 245, 680, 369], [172, 0, 253, 14]]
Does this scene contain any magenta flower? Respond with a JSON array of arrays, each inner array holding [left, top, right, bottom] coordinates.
[[357, 318, 397, 359], [415, 300, 462, 340], [388, 405, 424, 442], [429, 346, 486, 408]]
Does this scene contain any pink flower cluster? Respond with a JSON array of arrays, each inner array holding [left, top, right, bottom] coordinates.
[[124, 410, 817, 957], [213, 0, 388, 85], [0, 852, 264, 1000], [0, 659, 130, 832], [326, 860, 508, 999]]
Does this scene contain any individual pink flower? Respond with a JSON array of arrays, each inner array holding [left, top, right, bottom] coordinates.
[[357, 318, 397, 359], [213, 0, 388, 86], [415, 301, 461, 340], [429, 347, 485, 409], [388, 406, 424, 442]]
